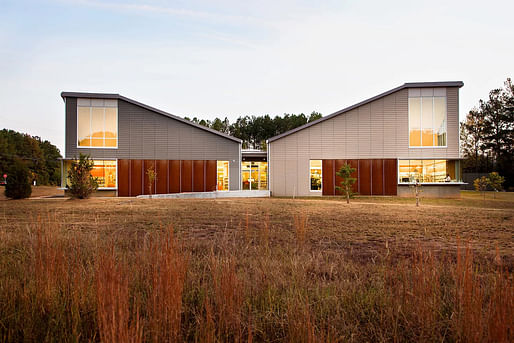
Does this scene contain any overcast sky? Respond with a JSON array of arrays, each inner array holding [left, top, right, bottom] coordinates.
[[1, 0, 512, 153]]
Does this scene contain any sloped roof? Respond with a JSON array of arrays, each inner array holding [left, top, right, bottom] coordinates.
[[267, 81, 464, 143], [61, 92, 242, 143]]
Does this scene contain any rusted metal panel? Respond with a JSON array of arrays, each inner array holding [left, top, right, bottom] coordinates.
[[347, 159, 359, 194], [372, 159, 384, 195], [359, 160, 372, 195], [193, 160, 205, 192], [130, 159, 143, 196], [181, 160, 192, 192], [205, 160, 217, 192], [143, 160, 156, 195], [384, 159, 398, 195], [117, 159, 130, 196], [334, 159, 345, 195], [156, 160, 168, 194], [322, 159, 334, 195], [169, 160, 181, 193]]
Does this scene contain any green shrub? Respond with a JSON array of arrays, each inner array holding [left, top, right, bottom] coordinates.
[[4, 159, 32, 199], [67, 154, 98, 199]]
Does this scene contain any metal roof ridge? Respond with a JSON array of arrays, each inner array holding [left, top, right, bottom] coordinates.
[[60, 91, 242, 143], [266, 81, 463, 143]]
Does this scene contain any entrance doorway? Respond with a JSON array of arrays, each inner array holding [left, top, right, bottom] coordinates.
[[241, 161, 267, 190]]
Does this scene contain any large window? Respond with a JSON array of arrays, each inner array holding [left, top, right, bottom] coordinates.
[[398, 160, 459, 183], [77, 99, 118, 148], [91, 160, 117, 188], [409, 95, 446, 147], [310, 160, 322, 191], [217, 161, 229, 191], [65, 159, 117, 189], [241, 161, 268, 190]]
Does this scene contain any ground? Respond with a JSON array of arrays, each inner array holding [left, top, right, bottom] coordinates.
[[0, 189, 513, 341]]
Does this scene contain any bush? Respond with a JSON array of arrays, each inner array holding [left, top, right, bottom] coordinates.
[[4, 159, 32, 199], [67, 154, 98, 199]]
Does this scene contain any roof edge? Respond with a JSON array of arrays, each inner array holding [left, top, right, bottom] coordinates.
[[60, 92, 242, 143], [267, 81, 464, 142]]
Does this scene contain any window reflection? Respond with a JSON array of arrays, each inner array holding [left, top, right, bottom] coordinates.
[[409, 96, 446, 147], [77, 100, 118, 148]]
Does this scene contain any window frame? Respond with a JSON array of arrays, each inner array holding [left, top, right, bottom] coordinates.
[[309, 160, 322, 192], [76, 100, 119, 149], [408, 95, 447, 149]]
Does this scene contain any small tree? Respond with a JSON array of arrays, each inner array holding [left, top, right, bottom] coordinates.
[[146, 165, 157, 198], [5, 159, 32, 199], [335, 163, 357, 204], [473, 176, 488, 200], [67, 154, 98, 199], [487, 172, 504, 198], [409, 180, 423, 207]]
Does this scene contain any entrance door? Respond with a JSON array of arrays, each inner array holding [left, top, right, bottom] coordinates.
[[242, 161, 268, 190]]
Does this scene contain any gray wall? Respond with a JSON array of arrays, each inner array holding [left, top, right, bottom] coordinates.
[[269, 87, 461, 196], [65, 98, 241, 191]]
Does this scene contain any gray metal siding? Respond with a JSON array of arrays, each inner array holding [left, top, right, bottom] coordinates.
[[65, 99, 240, 190], [269, 87, 461, 196]]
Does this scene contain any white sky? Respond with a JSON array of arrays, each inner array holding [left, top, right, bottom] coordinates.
[[0, 0, 512, 153]]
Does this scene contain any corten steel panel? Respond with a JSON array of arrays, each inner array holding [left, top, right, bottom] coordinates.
[[181, 160, 192, 192], [130, 160, 143, 196], [334, 159, 345, 195], [359, 160, 372, 195], [372, 159, 384, 195], [205, 160, 217, 192], [322, 159, 334, 196], [156, 160, 168, 194], [384, 159, 397, 195], [347, 159, 359, 194], [117, 159, 130, 197], [168, 160, 181, 193], [193, 160, 205, 192], [143, 160, 156, 195]]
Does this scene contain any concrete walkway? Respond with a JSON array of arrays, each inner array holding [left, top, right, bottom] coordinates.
[[137, 190, 270, 199]]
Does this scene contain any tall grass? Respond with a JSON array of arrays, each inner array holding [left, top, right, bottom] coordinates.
[[0, 212, 512, 342]]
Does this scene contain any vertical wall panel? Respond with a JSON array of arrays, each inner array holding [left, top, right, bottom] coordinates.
[[117, 159, 130, 196], [347, 159, 359, 194], [372, 159, 384, 195], [181, 160, 192, 192], [205, 160, 217, 192], [169, 160, 181, 193], [156, 160, 168, 194], [384, 159, 398, 195], [130, 159, 143, 196], [334, 159, 345, 195], [322, 159, 334, 195], [193, 160, 205, 192], [143, 160, 156, 195], [359, 160, 371, 195]]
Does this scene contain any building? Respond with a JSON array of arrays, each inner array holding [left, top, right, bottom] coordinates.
[[267, 82, 464, 197], [60, 92, 243, 196]]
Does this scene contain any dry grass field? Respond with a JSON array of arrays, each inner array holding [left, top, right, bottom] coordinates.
[[0, 192, 513, 342]]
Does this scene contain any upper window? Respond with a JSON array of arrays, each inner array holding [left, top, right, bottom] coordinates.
[[77, 99, 118, 148], [408, 89, 446, 147], [310, 160, 322, 191]]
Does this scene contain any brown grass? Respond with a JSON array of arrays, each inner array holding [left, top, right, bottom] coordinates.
[[0, 196, 512, 342]]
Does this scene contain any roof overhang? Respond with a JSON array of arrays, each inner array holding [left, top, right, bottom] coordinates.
[[267, 81, 464, 143], [61, 92, 242, 143]]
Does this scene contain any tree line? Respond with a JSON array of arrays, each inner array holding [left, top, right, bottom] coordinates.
[[0, 129, 62, 185], [184, 111, 323, 149], [460, 78, 513, 190]]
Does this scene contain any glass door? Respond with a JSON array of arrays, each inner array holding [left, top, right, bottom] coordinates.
[[241, 161, 268, 190]]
